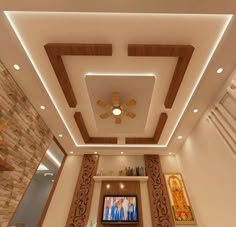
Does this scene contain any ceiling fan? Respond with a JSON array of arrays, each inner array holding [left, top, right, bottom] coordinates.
[[97, 92, 136, 124]]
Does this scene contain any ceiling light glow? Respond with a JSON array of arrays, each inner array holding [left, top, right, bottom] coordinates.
[[178, 136, 183, 139], [70, 151, 74, 154], [169, 152, 172, 155], [59, 134, 63, 137], [13, 64, 20, 70], [40, 105, 45, 110], [113, 108, 121, 116], [94, 151, 98, 154], [86, 72, 156, 77], [44, 172, 54, 177], [121, 151, 124, 154], [46, 150, 61, 167], [193, 109, 198, 113], [37, 163, 48, 171], [217, 67, 223, 74], [4, 12, 232, 149]]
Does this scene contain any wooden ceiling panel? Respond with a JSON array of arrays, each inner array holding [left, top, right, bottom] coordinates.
[[74, 112, 117, 144], [128, 44, 194, 108], [126, 112, 168, 144], [45, 43, 112, 108]]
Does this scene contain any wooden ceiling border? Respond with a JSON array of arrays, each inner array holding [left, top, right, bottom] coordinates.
[[128, 44, 194, 108], [125, 112, 168, 144], [152, 112, 168, 143], [44, 43, 112, 108], [74, 112, 117, 144]]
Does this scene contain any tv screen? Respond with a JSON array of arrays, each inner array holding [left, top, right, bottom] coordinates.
[[101, 195, 138, 224]]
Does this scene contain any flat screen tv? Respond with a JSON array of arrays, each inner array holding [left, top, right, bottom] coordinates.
[[101, 195, 138, 224]]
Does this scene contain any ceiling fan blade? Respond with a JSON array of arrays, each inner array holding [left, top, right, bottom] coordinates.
[[112, 92, 120, 107], [122, 110, 136, 119], [120, 99, 136, 109], [97, 100, 112, 110], [115, 116, 121, 124], [100, 111, 112, 119]]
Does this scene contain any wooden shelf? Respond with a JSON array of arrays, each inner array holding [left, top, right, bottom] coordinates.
[[0, 157, 14, 171], [93, 176, 148, 182]]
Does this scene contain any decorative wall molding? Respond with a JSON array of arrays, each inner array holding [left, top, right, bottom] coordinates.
[[0, 61, 53, 227], [144, 155, 174, 227], [66, 154, 99, 227], [208, 79, 236, 158]]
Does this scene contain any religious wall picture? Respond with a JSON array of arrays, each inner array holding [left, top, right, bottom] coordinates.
[[164, 173, 197, 225]]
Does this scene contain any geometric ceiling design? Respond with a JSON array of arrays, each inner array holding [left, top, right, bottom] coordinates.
[[4, 12, 232, 151]]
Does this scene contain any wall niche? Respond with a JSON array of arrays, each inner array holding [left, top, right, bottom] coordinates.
[[97, 181, 143, 227]]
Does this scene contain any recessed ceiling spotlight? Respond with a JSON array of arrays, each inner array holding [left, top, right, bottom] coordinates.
[[94, 151, 98, 154], [193, 109, 198, 113], [217, 67, 223, 74], [169, 152, 172, 155], [40, 105, 46, 110], [178, 136, 183, 139], [13, 64, 20, 70], [106, 184, 110, 189], [121, 151, 124, 155], [70, 151, 74, 154], [59, 134, 63, 137], [113, 108, 121, 116], [51, 180, 55, 183], [120, 183, 124, 189]]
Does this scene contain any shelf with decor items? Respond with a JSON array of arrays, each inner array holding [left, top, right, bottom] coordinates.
[[93, 176, 148, 181]]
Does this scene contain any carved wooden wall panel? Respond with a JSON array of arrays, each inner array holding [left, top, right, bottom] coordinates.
[[66, 154, 99, 227], [144, 155, 174, 227]]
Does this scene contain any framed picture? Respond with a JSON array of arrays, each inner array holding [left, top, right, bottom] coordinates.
[[164, 173, 197, 225]]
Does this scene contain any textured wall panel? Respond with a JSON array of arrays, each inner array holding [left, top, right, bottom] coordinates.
[[144, 155, 174, 227], [66, 154, 99, 227], [0, 61, 53, 227]]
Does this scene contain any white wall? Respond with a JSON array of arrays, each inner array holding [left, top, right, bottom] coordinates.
[[89, 155, 181, 226], [177, 116, 236, 227], [42, 156, 83, 227], [42, 154, 182, 227]]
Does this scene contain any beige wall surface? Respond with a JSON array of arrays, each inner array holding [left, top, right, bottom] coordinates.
[[42, 155, 82, 227], [43, 154, 182, 227], [177, 116, 236, 227]]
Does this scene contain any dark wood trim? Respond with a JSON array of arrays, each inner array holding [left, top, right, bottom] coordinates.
[[0, 157, 14, 171], [74, 112, 90, 143], [88, 137, 117, 144], [144, 155, 174, 226], [128, 44, 194, 108], [38, 155, 67, 227], [125, 137, 153, 144], [44, 43, 112, 108], [53, 136, 68, 156], [66, 154, 99, 227], [126, 112, 168, 144], [74, 112, 117, 144], [152, 112, 168, 143]]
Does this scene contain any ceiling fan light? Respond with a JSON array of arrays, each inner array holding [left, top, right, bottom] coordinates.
[[113, 108, 121, 116]]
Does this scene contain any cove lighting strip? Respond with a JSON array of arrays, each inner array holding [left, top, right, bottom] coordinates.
[[4, 12, 233, 148]]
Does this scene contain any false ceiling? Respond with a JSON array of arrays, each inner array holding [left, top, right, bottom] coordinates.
[[0, 3, 234, 155]]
